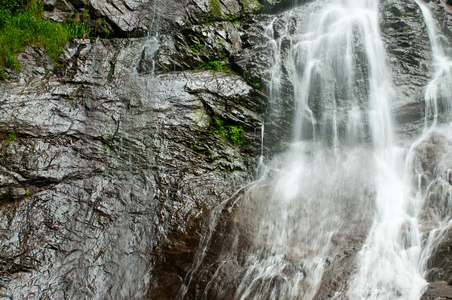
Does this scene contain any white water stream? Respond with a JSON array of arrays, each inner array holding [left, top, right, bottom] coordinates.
[[414, 0, 452, 289], [181, 0, 452, 298]]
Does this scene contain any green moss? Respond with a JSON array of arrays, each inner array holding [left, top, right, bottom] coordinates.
[[206, 60, 221, 70], [195, 48, 231, 72], [239, 0, 260, 11], [203, 0, 257, 24], [196, 59, 230, 72], [228, 125, 245, 146], [189, 43, 203, 54], [208, 0, 222, 18], [212, 119, 246, 147], [4, 132, 17, 141]]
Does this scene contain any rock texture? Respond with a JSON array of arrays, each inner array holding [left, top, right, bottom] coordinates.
[[381, 0, 433, 138], [0, 33, 263, 298], [1, 0, 452, 299]]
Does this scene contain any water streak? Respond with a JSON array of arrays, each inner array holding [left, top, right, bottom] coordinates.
[[413, 0, 452, 286], [416, 0, 452, 128]]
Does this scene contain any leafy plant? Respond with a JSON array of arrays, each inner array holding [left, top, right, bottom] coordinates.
[[228, 125, 245, 146], [213, 119, 228, 136], [206, 60, 222, 70], [66, 21, 90, 39], [212, 119, 246, 147]]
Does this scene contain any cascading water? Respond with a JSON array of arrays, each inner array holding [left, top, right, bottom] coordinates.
[[415, 0, 452, 128], [413, 0, 452, 288], [136, 0, 160, 75], [181, 0, 452, 299]]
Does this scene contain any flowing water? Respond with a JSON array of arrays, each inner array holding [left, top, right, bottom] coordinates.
[[181, 0, 452, 299], [414, 0, 452, 288]]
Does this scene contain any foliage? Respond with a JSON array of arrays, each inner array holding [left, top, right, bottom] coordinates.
[[4, 132, 17, 141], [66, 21, 90, 39], [212, 119, 245, 147], [196, 59, 230, 72], [244, 69, 262, 90], [0, 0, 91, 79], [239, 0, 260, 11], [195, 48, 231, 72], [213, 119, 228, 136], [228, 125, 245, 146], [190, 43, 203, 54], [206, 60, 222, 70], [252, 82, 260, 89]]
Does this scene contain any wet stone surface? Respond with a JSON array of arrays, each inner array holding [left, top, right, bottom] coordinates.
[[0, 35, 262, 298], [1, 0, 452, 298]]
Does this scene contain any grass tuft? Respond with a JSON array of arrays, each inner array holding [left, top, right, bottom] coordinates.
[[0, 0, 91, 79]]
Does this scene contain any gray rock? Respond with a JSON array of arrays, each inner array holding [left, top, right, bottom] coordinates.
[[1, 0, 449, 297], [380, 0, 433, 138], [421, 281, 452, 300], [0, 33, 262, 298]]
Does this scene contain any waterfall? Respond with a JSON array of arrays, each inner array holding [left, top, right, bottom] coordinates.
[[413, 0, 452, 288], [415, 0, 452, 128], [181, 0, 452, 298]]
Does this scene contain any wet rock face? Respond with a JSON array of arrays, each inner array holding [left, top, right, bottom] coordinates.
[[380, 0, 433, 138], [421, 282, 452, 300], [425, 231, 452, 284], [409, 127, 452, 300], [0, 0, 449, 298], [0, 35, 262, 298]]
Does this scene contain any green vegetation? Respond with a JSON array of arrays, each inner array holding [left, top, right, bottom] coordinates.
[[66, 21, 90, 39], [202, 12, 248, 25], [239, 0, 260, 10], [204, 0, 260, 24], [212, 119, 245, 147], [228, 125, 245, 146], [195, 59, 230, 72], [208, 0, 222, 18], [94, 18, 109, 38], [244, 69, 262, 90], [4, 132, 17, 141], [0, 0, 91, 79], [190, 43, 203, 54], [195, 48, 231, 72], [207, 60, 222, 70], [251, 82, 260, 89]]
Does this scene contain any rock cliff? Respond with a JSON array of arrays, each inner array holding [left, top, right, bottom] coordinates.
[[1, 0, 452, 299]]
